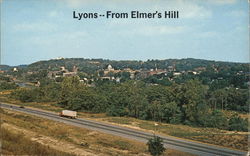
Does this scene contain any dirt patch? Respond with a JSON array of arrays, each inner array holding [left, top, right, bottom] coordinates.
[[86, 131, 99, 136], [2, 123, 96, 156]]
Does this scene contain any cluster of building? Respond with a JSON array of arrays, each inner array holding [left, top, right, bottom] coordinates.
[[100, 65, 138, 81], [47, 66, 78, 79], [99, 64, 205, 81], [43, 64, 209, 84], [4, 64, 211, 85]]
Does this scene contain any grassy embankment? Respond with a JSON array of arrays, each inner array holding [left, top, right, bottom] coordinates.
[[1, 126, 74, 156], [0, 107, 193, 156], [0, 90, 248, 152]]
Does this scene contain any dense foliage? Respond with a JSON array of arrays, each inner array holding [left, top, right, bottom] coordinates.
[[0, 81, 17, 91], [10, 77, 248, 132]]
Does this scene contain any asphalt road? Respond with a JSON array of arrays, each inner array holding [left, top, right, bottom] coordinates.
[[1, 103, 247, 156]]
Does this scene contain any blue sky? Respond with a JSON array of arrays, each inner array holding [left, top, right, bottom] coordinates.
[[1, 0, 249, 66]]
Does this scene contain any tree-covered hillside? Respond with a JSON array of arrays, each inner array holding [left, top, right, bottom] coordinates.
[[1, 58, 249, 132], [25, 58, 249, 73]]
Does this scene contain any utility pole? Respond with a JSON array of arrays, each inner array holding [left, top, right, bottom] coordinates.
[[154, 122, 158, 135]]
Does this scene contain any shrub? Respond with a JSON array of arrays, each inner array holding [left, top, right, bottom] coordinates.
[[10, 88, 35, 102], [228, 114, 248, 132], [147, 135, 166, 156], [200, 110, 228, 129], [0, 81, 17, 91]]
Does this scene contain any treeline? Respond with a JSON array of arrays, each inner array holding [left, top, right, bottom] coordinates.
[[9, 58, 248, 76], [144, 65, 249, 90], [0, 75, 18, 91], [0, 81, 17, 91], [10, 77, 248, 132], [144, 74, 249, 112]]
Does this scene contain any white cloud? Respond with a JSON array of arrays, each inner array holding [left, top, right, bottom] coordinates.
[[114, 25, 187, 36], [107, 19, 154, 28], [63, 0, 151, 8], [64, 0, 87, 8], [63, 0, 107, 8], [235, 26, 246, 32], [107, 18, 188, 36], [197, 31, 218, 38], [138, 26, 186, 36], [229, 10, 246, 17], [13, 22, 57, 32], [28, 31, 88, 45], [179, 3, 212, 19], [147, 0, 212, 19], [207, 0, 237, 5], [48, 11, 60, 17]]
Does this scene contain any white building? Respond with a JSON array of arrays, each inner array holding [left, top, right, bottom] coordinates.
[[13, 68, 18, 72]]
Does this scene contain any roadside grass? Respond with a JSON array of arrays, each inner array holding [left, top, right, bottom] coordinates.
[[223, 109, 249, 119], [0, 91, 62, 112], [105, 117, 134, 125], [0, 108, 145, 155], [1, 127, 75, 156], [104, 117, 248, 151], [0, 108, 194, 156]]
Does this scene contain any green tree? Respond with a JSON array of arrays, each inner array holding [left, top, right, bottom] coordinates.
[[10, 88, 35, 102], [59, 76, 81, 107], [228, 114, 248, 132], [226, 88, 248, 112], [40, 82, 61, 102], [125, 81, 148, 118], [67, 87, 107, 112], [0, 82, 17, 91], [106, 83, 130, 116], [159, 102, 181, 124], [200, 110, 228, 129], [147, 135, 166, 156], [173, 79, 208, 124], [98, 70, 104, 77]]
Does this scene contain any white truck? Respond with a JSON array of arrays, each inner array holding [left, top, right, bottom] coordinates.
[[59, 110, 77, 118]]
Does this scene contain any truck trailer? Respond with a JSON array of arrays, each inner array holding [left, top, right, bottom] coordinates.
[[59, 110, 77, 118]]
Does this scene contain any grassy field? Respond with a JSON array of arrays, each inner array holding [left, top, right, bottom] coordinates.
[[1, 127, 75, 156], [0, 91, 248, 152], [103, 117, 248, 151], [0, 108, 194, 156]]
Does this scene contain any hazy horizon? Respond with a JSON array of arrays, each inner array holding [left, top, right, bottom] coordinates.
[[1, 57, 249, 67]]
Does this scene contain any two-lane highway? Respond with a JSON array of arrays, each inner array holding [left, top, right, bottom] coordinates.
[[1, 103, 247, 156]]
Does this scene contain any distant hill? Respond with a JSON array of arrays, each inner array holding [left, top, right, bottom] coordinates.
[[25, 58, 248, 74], [0, 65, 11, 71], [1, 58, 248, 74]]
